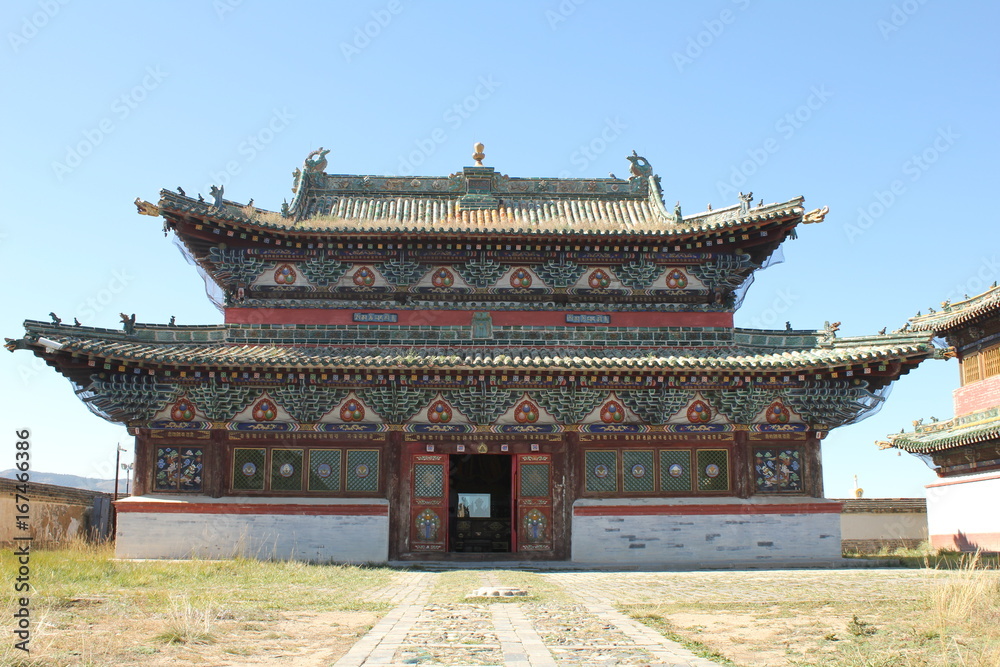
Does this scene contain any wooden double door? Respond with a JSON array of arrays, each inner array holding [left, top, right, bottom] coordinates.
[[408, 451, 554, 555]]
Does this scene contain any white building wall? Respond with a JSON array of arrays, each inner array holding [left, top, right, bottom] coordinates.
[[572, 497, 842, 564], [115, 496, 389, 563], [926, 472, 1000, 551]]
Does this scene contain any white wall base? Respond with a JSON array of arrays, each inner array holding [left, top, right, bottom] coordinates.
[[571, 498, 842, 564]]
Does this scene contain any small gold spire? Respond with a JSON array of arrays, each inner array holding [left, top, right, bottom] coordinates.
[[473, 142, 485, 166]]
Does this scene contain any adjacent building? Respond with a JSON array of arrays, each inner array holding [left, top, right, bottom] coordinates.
[[881, 285, 1000, 552]]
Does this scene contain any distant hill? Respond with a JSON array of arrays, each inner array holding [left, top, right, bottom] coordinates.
[[0, 469, 119, 493]]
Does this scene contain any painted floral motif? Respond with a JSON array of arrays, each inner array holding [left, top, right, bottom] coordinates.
[[170, 397, 196, 422], [252, 398, 277, 422], [274, 264, 297, 285], [600, 400, 626, 423], [523, 509, 547, 543], [766, 401, 791, 424], [509, 268, 532, 288], [352, 266, 376, 286], [665, 268, 688, 289], [427, 400, 452, 423], [755, 449, 802, 491], [588, 269, 611, 289], [340, 399, 365, 422], [687, 400, 712, 423], [155, 447, 203, 491], [514, 400, 540, 424], [415, 509, 441, 541], [431, 267, 455, 288]]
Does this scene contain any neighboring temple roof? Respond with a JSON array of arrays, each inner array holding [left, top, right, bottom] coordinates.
[[909, 284, 1000, 333], [879, 406, 1000, 454], [12, 320, 937, 375]]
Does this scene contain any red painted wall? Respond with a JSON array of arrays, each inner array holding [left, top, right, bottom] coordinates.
[[953, 374, 1000, 417]]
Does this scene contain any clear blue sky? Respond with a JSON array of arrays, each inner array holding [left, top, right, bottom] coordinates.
[[2, 1, 997, 496]]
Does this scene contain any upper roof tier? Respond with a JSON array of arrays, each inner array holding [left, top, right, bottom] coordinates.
[[143, 146, 827, 244], [909, 284, 1000, 333]]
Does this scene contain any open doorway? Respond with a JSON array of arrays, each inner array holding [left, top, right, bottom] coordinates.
[[449, 454, 512, 553]]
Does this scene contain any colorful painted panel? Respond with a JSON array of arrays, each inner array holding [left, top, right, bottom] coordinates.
[[154, 447, 203, 492], [346, 450, 379, 492], [413, 463, 444, 497], [308, 449, 342, 492], [522, 509, 547, 544], [233, 448, 265, 491], [270, 449, 303, 492], [585, 450, 617, 493], [659, 450, 692, 493], [696, 449, 729, 492], [520, 463, 550, 498], [622, 450, 654, 492], [754, 448, 803, 493]]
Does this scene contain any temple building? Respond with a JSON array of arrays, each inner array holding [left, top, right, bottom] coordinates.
[[8, 145, 945, 564], [881, 285, 1000, 552]]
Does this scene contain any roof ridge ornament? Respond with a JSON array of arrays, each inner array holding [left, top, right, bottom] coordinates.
[[626, 151, 652, 178], [803, 206, 829, 224], [472, 142, 485, 166], [304, 147, 330, 174]]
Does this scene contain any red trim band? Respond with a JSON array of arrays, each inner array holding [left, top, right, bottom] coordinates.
[[116, 502, 388, 516], [926, 472, 1000, 488], [225, 308, 734, 328], [573, 502, 842, 517]]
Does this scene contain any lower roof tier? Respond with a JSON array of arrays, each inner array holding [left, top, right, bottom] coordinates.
[[12, 320, 939, 376], [880, 406, 1000, 454]]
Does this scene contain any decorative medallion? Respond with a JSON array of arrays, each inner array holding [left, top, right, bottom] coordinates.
[[431, 267, 455, 288], [600, 400, 626, 424], [631, 464, 646, 478], [352, 266, 376, 286], [252, 398, 277, 422], [523, 509, 547, 543], [668, 463, 684, 478], [316, 463, 332, 478], [274, 264, 297, 285], [242, 462, 257, 476], [588, 269, 611, 289], [279, 463, 294, 478], [340, 399, 365, 422], [355, 463, 370, 478], [705, 463, 720, 478], [170, 397, 196, 422], [415, 508, 441, 541], [514, 400, 540, 424], [510, 267, 533, 288], [687, 400, 712, 424], [427, 400, 452, 423], [665, 269, 688, 289], [766, 401, 791, 424], [593, 464, 609, 479]]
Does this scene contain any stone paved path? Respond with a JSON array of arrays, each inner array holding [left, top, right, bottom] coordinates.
[[333, 570, 725, 667]]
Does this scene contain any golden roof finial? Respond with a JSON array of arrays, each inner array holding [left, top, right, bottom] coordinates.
[[473, 142, 485, 166]]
